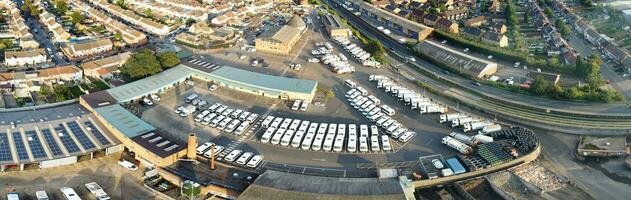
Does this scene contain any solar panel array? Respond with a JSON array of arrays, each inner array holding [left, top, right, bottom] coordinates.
[[0, 132, 12, 162], [12, 132, 30, 161], [55, 124, 81, 153], [67, 121, 96, 150], [25, 130, 48, 159], [84, 121, 111, 145], [41, 129, 64, 156]]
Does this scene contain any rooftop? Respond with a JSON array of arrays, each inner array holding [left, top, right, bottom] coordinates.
[[163, 160, 259, 192], [131, 131, 186, 158], [106, 65, 196, 102], [93, 104, 155, 138], [578, 136, 627, 152], [206, 66, 318, 95], [238, 170, 405, 200], [323, 14, 346, 29]]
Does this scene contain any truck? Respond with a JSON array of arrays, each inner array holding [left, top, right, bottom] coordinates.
[[362, 60, 382, 68], [440, 113, 467, 123], [179, 105, 197, 117], [369, 75, 388, 82], [451, 117, 478, 128], [85, 182, 110, 200], [478, 124, 502, 134], [473, 134, 494, 144], [441, 136, 472, 154], [420, 105, 447, 114], [410, 99, 434, 110], [463, 121, 494, 132], [448, 132, 479, 145]]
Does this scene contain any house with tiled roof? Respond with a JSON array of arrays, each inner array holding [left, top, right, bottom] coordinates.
[[440, 8, 468, 20], [482, 32, 508, 47], [423, 13, 440, 27], [410, 9, 426, 23], [437, 18, 459, 33], [462, 27, 483, 39], [488, 22, 507, 34], [4, 49, 47, 67], [464, 16, 486, 27], [61, 38, 113, 60]]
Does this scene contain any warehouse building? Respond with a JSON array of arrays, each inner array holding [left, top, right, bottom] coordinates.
[[323, 14, 351, 38], [577, 136, 627, 159], [347, 0, 433, 41], [415, 40, 497, 78]]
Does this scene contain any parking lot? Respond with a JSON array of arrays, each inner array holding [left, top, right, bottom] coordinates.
[[0, 153, 156, 200]]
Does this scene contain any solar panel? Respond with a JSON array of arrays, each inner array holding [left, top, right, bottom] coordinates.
[[141, 132, 155, 139], [164, 144, 178, 151], [66, 122, 96, 150], [12, 132, 30, 161], [0, 132, 12, 161], [148, 136, 162, 143], [55, 124, 81, 153], [156, 141, 170, 147], [41, 129, 64, 156], [83, 121, 111, 145], [25, 130, 48, 159]]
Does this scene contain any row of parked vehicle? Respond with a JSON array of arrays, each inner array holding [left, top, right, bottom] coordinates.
[[290, 99, 309, 111], [193, 102, 259, 135], [369, 75, 447, 114], [310, 42, 355, 74], [195, 142, 264, 168], [344, 80, 416, 143], [6, 182, 110, 200], [259, 116, 392, 153], [332, 36, 382, 68]]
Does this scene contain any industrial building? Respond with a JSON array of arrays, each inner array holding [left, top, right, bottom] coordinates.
[[323, 14, 351, 38], [577, 136, 627, 159], [415, 40, 497, 78]]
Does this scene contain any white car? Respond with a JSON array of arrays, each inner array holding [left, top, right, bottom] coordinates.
[[431, 159, 444, 169], [251, 60, 259, 66], [239, 55, 247, 60], [224, 149, 243, 162], [246, 155, 264, 168], [118, 160, 138, 171], [150, 94, 160, 101], [175, 106, 184, 114], [142, 98, 153, 106]]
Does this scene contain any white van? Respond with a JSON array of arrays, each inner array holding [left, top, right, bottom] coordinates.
[[280, 118, 292, 130], [225, 120, 241, 133], [217, 118, 233, 130], [333, 137, 344, 152], [209, 115, 226, 127], [344, 79, 357, 88], [60, 187, 81, 200], [311, 135, 324, 151], [35, 191, 49, 200], [398, 131, 416, 142], [291, 130, 305, 148], [289, 119, 301, 131], [391, 128, 407, 139], [196, 142, 214, 154], [322, 134, 335, 151], [359, 125, 369, 137], [381, 135, 392, 151], [234, 122, 250, 135], [246, 113, 259, 123], [271, 128, 286, 145], [300, 101, 309, 111], [386, 123, 401, 134], [261, 128, 276, 143], [347, 136, 357, 152], [292, 100, 301, 110], [201, 113, 217, 125], [280, 130, 296, 146], [185, 93, 199, 103], [368, 113, 383, 122], [202, 145, 224, 158], [370, 136, 380, 152], [246, 155, 264, 168], [236, 152, 254, 165], [224, 150, 242, 162], [381, 105, 395, 116], [230, 109, 243, 118], [359, 137, 368, 152], [238, 111, 250, 121], [261, 116, 275, 128], [370, 125, 379, 136]]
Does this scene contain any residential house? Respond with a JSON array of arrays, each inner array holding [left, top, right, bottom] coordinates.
[[488, 22, 507, 34], [440, 8, 468, 21], [602, 41, 629, 64], [423, 13, 440, 27], [61, 38, 113, 60], [462, 27, 483, 39], [4, 49, 47, 67], [489, 0, 501, 13], [437, 18, 459, 33], [410, 9, 426, 23], [81, 52, 131, 79], [464, 16, 486, 27], [481, 31, 508, 47], [38, 65, 83, 83]]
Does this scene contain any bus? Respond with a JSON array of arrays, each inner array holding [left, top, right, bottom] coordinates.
[[359, 137, 368, 152], [337, 124, 346, 137], [60, 187, 82, 200], [260, 128, 275, 143], [298, 121, 310, 132], [279, 118, 292, 130], [381, 105, 395, 116], [333, 137, 344, 152], [323, 134, 335, 151], [269, 117, 283, 129], [261, 116, 275, 128], [311, 135, 324, 151], [348, 124, 357, 137], [359, 125, 369, 137], [289, 119, 301, 131], [381, 135, 392, 151]]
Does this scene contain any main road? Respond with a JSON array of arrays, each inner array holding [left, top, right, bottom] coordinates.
[[324, 0, 631, 134]]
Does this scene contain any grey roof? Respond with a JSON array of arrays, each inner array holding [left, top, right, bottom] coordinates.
[[106, 65, 196, 102], [93, 104, 155, 138], [131, 130, 186, 158], [238, 170, 405, 200], [323, 14, 346, 29], [286, 16, 306, 29], [206, 66, 317, 94], [258, 25, 302, 43]]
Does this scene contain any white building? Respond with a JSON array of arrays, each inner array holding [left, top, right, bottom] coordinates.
[[4, 49, 47, 66]]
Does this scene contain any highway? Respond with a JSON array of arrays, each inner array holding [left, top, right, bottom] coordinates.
[[324, 0, 631, 134]]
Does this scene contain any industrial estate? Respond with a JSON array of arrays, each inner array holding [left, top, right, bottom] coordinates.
[[0, 0, 630, 199]]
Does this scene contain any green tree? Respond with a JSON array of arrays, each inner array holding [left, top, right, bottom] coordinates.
[[54, 0, 68, 16], [0, 39, 13, 49], [555, 19, 570, 37], [544, 7, 553, 18], [70, 11, 84, 24], [29, 5, 40, 17], [530, 75, 549, 95], [438, 3, 447, 12], [523, 11, 530, 24], [113, 33, 123, 41], [365, 39, 384, 58], [156, 52, 180, 68], [143, 9, 153, 18], [120, 49, 163, 79], [580, 0, 592, 7], [564, 87, 582, 99], [115, 0, 127, 9], [548, 56, 560, 68]]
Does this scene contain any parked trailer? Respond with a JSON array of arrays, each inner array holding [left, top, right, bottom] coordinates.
[[473, 134, 494, 144], [463, 121, 494, 132], [440, 113, 466, 123], [451, 117, 477, 128], [420, 104, 447, 114], [478, 124, 502, 134], [369, 75, 388, 82], [448, 132, 479, 145], [441, 136, 472, 154]]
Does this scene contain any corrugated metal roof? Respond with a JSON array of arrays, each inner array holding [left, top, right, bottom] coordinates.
[[207, 66, 317, 94], [94, 104, 155, 138], [106, 65, 195, 102]]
